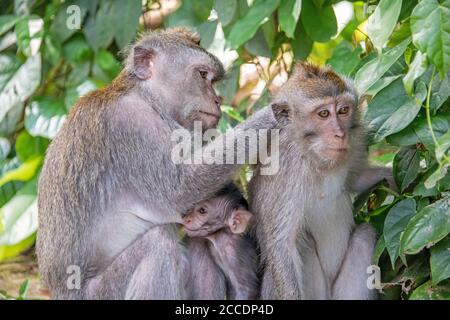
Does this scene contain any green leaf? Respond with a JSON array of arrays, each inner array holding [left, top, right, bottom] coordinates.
[[18, 279, 29, 299], [400, 197, 450, 255], [51, 0, 96, 42], [25, 97, 67, 139], [0, 137, 10, 162], [403, 51, 428, 95], [365, 75, 402, 96], [387, 113, 450, 149], [410, 0, 450, 75], [425, 165, 448, 189], [436, 130, 450, 162], [0, 15, 21, 37], [373, 235, 385, 265], [0, 156, 41, 187], [0, 232, 35, 263], [278, 0, 302, 38], [393, 147, 420, 192], [112, 0, 141, 48], [301, 1, 337, 42], [409, 280, 450, 300], [215, 0, 237, 27], [355, 38, 410, 94], [422, 68, 450, 112], [216, 61, 241, 105], [0, 178, 37, 246], [227, 0, 280, 49], [430, 237, 450, 285], [292, 22, 313, 60], [167, 0, 203, 29], [84, 0, 115, 51], [15, 131, 49, 163], [0, 53, 41, 123], [94, 49, 121, 80], [327, 41, 362, 76], [367, 0, 402, 53], [15, 16, 44, 57], [384, 199, 416, 269], [365, 78, 423, 143], [192, 0, 214, 21], [62, 35, 92, 65], [221, 105, 244, 123]]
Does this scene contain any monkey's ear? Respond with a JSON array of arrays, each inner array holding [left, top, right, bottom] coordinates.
[[133, 46, 155, 80], [228, 209, 253, 234], [271, 102, 291, 126]]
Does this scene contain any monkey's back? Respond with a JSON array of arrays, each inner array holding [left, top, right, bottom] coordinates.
[[36, 81, 124, 299]]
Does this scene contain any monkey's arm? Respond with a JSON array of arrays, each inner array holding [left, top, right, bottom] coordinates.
[[348, 166, 396, 194], [171, 106, 282, 212]]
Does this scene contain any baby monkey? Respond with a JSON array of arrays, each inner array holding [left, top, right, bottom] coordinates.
[[182, 183, 258, 300]]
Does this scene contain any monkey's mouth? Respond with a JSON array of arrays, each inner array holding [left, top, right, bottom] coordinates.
[[199, 111, 221, 119]]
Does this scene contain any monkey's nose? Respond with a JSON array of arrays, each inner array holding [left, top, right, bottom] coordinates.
[[215, 96, 222, 107], [183, 217, 192, 224]]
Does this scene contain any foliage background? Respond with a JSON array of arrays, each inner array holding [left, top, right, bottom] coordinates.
[[0, 0, 449, 299]]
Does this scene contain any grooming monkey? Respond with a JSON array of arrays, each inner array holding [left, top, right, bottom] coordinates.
[[250, 62, 389, 300], [37, 28, 285, 299], [183, 183, 258, 300]]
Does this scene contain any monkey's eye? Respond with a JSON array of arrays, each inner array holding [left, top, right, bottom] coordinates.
[[338, 106, 349, 115], [318, 110, 330, 118], [198, 207, 207, 215], [199, 70, 208, 80]]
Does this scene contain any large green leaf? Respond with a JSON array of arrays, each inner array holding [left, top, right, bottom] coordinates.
[[0, 15, 21, 37], [355, 38, 410, 94], [400, 197, 450, 255], [15, 15, 43, 57], [411, 0, 450, 75], [301, 1, 337, 42], [403, 51, 428, 95], [215, 0, 237, 27], [292, 22, 313, 60], [387, 113, 450, 149], [192, 0, 214, 21], [430, 237, 450, 285], [25, 97, 67, 139], [383, 199, 416, 269], [393, 147, 420, 192], [367, 0, 402, 53], [0, 232, 35, 262], [0, 179, 37, 247], [227, 0, 280, 49], [15, 131, 49, 163], [62, 34, 92, 65], [112, 0, 142, 48], [51, 0, 95, 42], [0, 53, 41, 123], [327, 41, 362, 76], [0, 156, 41, 187], [84, 0, 115, 51], [278, 0, 301, 38], [365, 78, 424, 143], [409, 280, 450, 300]]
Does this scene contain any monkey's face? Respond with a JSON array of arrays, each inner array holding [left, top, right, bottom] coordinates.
[[182, 201, 228, 238], [178, 65, 224, 131], [301, 94, 357, 164]]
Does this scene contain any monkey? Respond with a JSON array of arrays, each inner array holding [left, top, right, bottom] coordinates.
[[36, 28, 286, 299], [182, 183, 258, 300], [249, 62, 385, 300]]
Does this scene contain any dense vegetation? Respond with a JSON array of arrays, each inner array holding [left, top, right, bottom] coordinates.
[[0, 0, 449, 299]]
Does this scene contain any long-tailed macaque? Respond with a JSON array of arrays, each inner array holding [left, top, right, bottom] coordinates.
[[250, 62, 384, 300], [36, 28, 285, 299], [183, 183, 258, 300]]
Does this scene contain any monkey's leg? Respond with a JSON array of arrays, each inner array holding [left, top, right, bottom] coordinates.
[[186, 239, 226, 300], [86, 225, 188, 299], [331, 224, 377, 300]]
